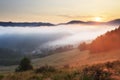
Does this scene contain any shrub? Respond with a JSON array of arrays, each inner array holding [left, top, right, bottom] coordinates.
[[78, 42, 88, 51], [0, 75, 4, 80], [15, 57, 33, 72], [81, 65, 112, 80]]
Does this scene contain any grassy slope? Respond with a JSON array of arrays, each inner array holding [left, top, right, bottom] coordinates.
[[0, 48, 120, 73], [32, 49, 120, 68], [1, 56, 120, 80], [32, 49, 89, 68]]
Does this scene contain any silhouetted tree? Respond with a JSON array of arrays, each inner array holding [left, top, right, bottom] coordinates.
[[15, 57, 33, 72]]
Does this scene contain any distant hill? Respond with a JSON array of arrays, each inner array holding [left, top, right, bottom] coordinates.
[[79, 27, 120, 53], [66, 20, 85, 24], [0, 19, 120, 27], [107, 19, 120, 25], [65, 20, 103, 25], [0, 22, 55, 27], [62, 19, 120, 25]]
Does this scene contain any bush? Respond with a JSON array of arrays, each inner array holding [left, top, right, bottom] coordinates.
[[78, 42, 88, 51], [81, 65, 112, 80], [0, 75, 4, 80], [15, 57, 33, 72]]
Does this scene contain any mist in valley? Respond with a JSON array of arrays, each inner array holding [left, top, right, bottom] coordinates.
[[0, 24, 117, 54]]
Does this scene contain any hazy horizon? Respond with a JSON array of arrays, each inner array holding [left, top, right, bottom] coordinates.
[[0, 0, 120, 23]]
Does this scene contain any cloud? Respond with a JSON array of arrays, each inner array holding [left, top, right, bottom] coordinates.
[[0, 24, 116, 51], [57, 15, 104, 20], [58, 15, 93, 18]]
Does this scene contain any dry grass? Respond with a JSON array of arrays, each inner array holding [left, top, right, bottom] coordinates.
[[1, 48, 120, 73], [0, 60, 120, 80], [32, 49, 120, 68]]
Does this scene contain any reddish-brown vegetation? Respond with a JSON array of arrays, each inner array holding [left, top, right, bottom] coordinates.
[[79, 27, 120, 53]]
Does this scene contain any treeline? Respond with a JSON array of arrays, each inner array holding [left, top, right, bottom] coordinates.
[[32, 45, 74, 58], [0, 45, 73, 66], [79, 26, 120, 53]]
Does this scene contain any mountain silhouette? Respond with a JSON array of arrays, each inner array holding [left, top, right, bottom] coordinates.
[[66, 20, 85, 24], [107, 19, 120, 25], [0, 19, 120, 27], [0, 22, 55, 27], [63, 19, 120, 25]]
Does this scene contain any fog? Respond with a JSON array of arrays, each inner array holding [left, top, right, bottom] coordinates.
[[0, 24, 117, 52]]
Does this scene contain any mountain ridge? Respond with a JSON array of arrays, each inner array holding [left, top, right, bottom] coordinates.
[[0, 19, 120, 27], [0, 22, 55, 27], [65, 19, 120, 25]]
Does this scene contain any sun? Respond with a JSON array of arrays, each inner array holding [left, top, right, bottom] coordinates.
[[94, 17, 102, 22]]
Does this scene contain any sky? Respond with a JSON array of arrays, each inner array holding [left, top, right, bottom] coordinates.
[[0, 0, 120, 23]]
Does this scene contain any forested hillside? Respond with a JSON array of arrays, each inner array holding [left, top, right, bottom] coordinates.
[[79, 27, 120, 53]]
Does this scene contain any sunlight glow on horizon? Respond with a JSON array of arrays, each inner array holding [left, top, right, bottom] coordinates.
[[0, 0, 120, 23], [93, 17, 103, 22]]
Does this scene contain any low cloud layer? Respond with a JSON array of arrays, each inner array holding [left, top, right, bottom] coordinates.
[[0, 24, 117, 51]]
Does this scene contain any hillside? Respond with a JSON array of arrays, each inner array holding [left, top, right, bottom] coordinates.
[[79, 27, 120, 53], [0, 50, 120, 80], [0, 26, 120, 79], [1, 49, 120, 73], [89, 27, 120, 53], [32, 49, 120, 68]]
